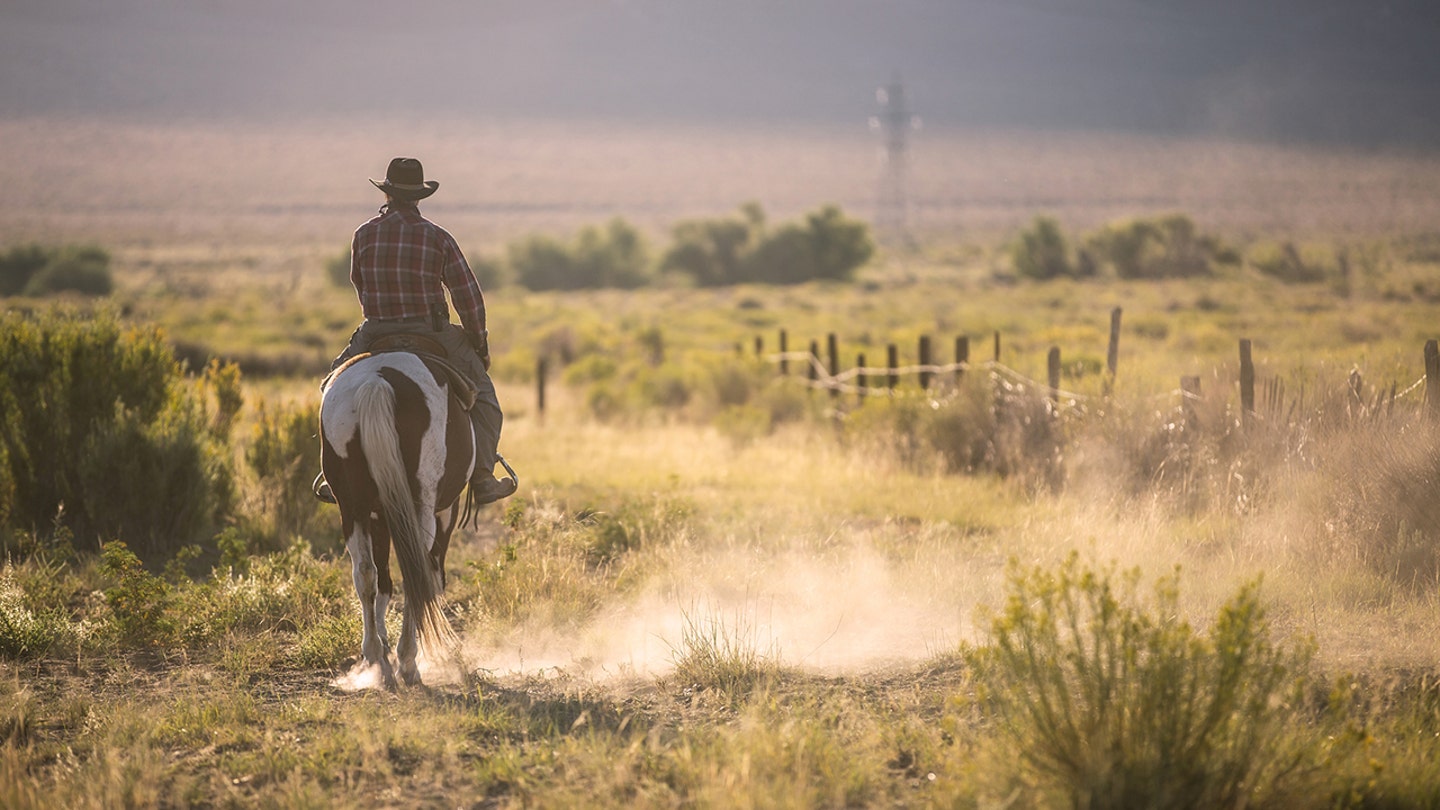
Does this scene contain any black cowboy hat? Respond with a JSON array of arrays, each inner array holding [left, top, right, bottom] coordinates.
[[369, 157, 438, 200]]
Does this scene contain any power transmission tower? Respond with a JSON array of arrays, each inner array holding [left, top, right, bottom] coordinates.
[[870, 76, 920, 250]]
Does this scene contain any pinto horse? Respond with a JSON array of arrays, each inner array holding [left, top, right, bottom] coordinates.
[[319, 350, 481, 688]]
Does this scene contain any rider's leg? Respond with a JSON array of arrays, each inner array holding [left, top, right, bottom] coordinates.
[[438, 326, 514, 503]]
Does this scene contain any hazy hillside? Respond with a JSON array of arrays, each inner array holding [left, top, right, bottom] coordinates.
[[3, 0, 1439, 146]]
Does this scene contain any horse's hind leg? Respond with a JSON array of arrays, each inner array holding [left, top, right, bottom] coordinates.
[[397, 611, 421, 686], [371, 516, 394, 655], [347, 518, 396, 690]]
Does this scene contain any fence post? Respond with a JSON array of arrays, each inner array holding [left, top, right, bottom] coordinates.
[[536, 357, 547, 421], [754, 335, 763, 357], [1048, 346, 1061, 405], [993, 331, 1001, 363], [779, 329, 789, 375], [856, 352, 867, 408], [1239, 338, 1255, 427], [955, 336, 969, 385], [919, 335, 933, 390], [887, 344, 899, 391], [808, 340, 819, 388], [1426, 339, 1440, 419], [1106, 306, 1122, 393], [826, 334, 839, 400]]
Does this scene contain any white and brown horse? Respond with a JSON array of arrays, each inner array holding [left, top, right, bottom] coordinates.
[[319, 350, 478, 688]]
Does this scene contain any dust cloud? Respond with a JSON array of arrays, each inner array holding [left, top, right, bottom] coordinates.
[[438, 538, 993, 683]]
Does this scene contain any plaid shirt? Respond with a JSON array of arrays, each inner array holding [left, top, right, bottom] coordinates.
[[350, 203, 485, 335]]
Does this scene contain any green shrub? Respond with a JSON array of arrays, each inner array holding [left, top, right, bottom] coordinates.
[[99, 542, 176, 647], [0, 565, 69, 658], [1249, 241, 1329, 283], [1011, 216, 1078, 280], [573, 218, 649, 289], [78, 393, 234, 560], [662, 208, 759, 286], [511, 218, 650, 291], [0, 245, 50, 296], [509, 233, 573, 291], [662, 203, 872, 286], [243, 398, 328, 553], [1085, 214, 1219, 280], [0, 244, 112, 297], [0, 311, 234, 560], [965, 555, 1312, 809]]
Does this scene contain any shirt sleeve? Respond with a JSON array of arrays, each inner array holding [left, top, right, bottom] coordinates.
[[348, 229, 363, 299], [440, 232, 486, 335]]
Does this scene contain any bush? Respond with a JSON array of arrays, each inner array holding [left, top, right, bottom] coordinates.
[[1085, 214, 1219, 280], [0, 311, 235, 561], [1249, 241, 1329, 283], [965, 555, 1312, 808], [0, 246, 50, 296], [243, 398, 329, 553], [842, 375, 1063, 488], [0, 244, 112, 297], [662, 203, 873, 286], [1011, 216, 1078, 280], [511, 218, 650, 291], [662, 207, 760, 286], [509, 233, 574, 291]]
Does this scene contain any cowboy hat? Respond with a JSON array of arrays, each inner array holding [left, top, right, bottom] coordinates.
[[369, 157, 438, 200]]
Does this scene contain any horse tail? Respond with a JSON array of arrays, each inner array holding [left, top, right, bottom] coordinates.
[[354, 377, 456, 658]]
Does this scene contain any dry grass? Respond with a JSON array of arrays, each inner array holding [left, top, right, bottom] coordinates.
[[6, 114, 1440, 805]]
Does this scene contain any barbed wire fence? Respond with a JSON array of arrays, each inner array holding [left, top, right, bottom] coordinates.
[[738, 310, 1440, 427]]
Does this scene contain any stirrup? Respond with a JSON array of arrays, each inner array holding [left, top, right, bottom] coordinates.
[[313, 472, 337, 504]]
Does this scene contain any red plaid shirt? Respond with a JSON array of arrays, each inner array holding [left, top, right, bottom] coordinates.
[[350, 204, 485, 335]]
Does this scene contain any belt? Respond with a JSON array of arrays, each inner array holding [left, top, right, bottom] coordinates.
[[376, 316, 430, 324]]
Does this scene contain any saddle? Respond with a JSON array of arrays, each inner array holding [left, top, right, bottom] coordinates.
[[324, 333, 479, 411]]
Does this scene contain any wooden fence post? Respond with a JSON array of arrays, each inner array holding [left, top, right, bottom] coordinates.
[[779, 329, 789, 375], [754, 335, 763, 357], [919, 335, 933, 390], [1426, 339, 1440, 419], [993, 331, 1001, 363], [856, 353, 867, 408], [827, 333, 839, 400], [808, 340, 819, 388], [1239, 338, 1255, 427], [536, 357, 547, 421], [1048, 346, 1061, 405], [887, 344, 899, 391], [1106, 306, 1122, 393], [955, 336, 969, 385]]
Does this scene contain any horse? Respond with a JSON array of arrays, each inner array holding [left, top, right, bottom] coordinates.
[[319, 349, 491, 688]]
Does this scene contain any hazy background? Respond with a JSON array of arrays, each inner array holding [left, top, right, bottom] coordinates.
[[4, 0, 1439, 147]]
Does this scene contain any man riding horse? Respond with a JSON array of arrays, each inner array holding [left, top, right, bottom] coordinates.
[[314, 157, 515, 506]]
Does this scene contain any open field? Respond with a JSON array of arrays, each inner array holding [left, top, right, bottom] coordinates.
[[5, 114, 1440, 256], [4, 116, 1440, 805]]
